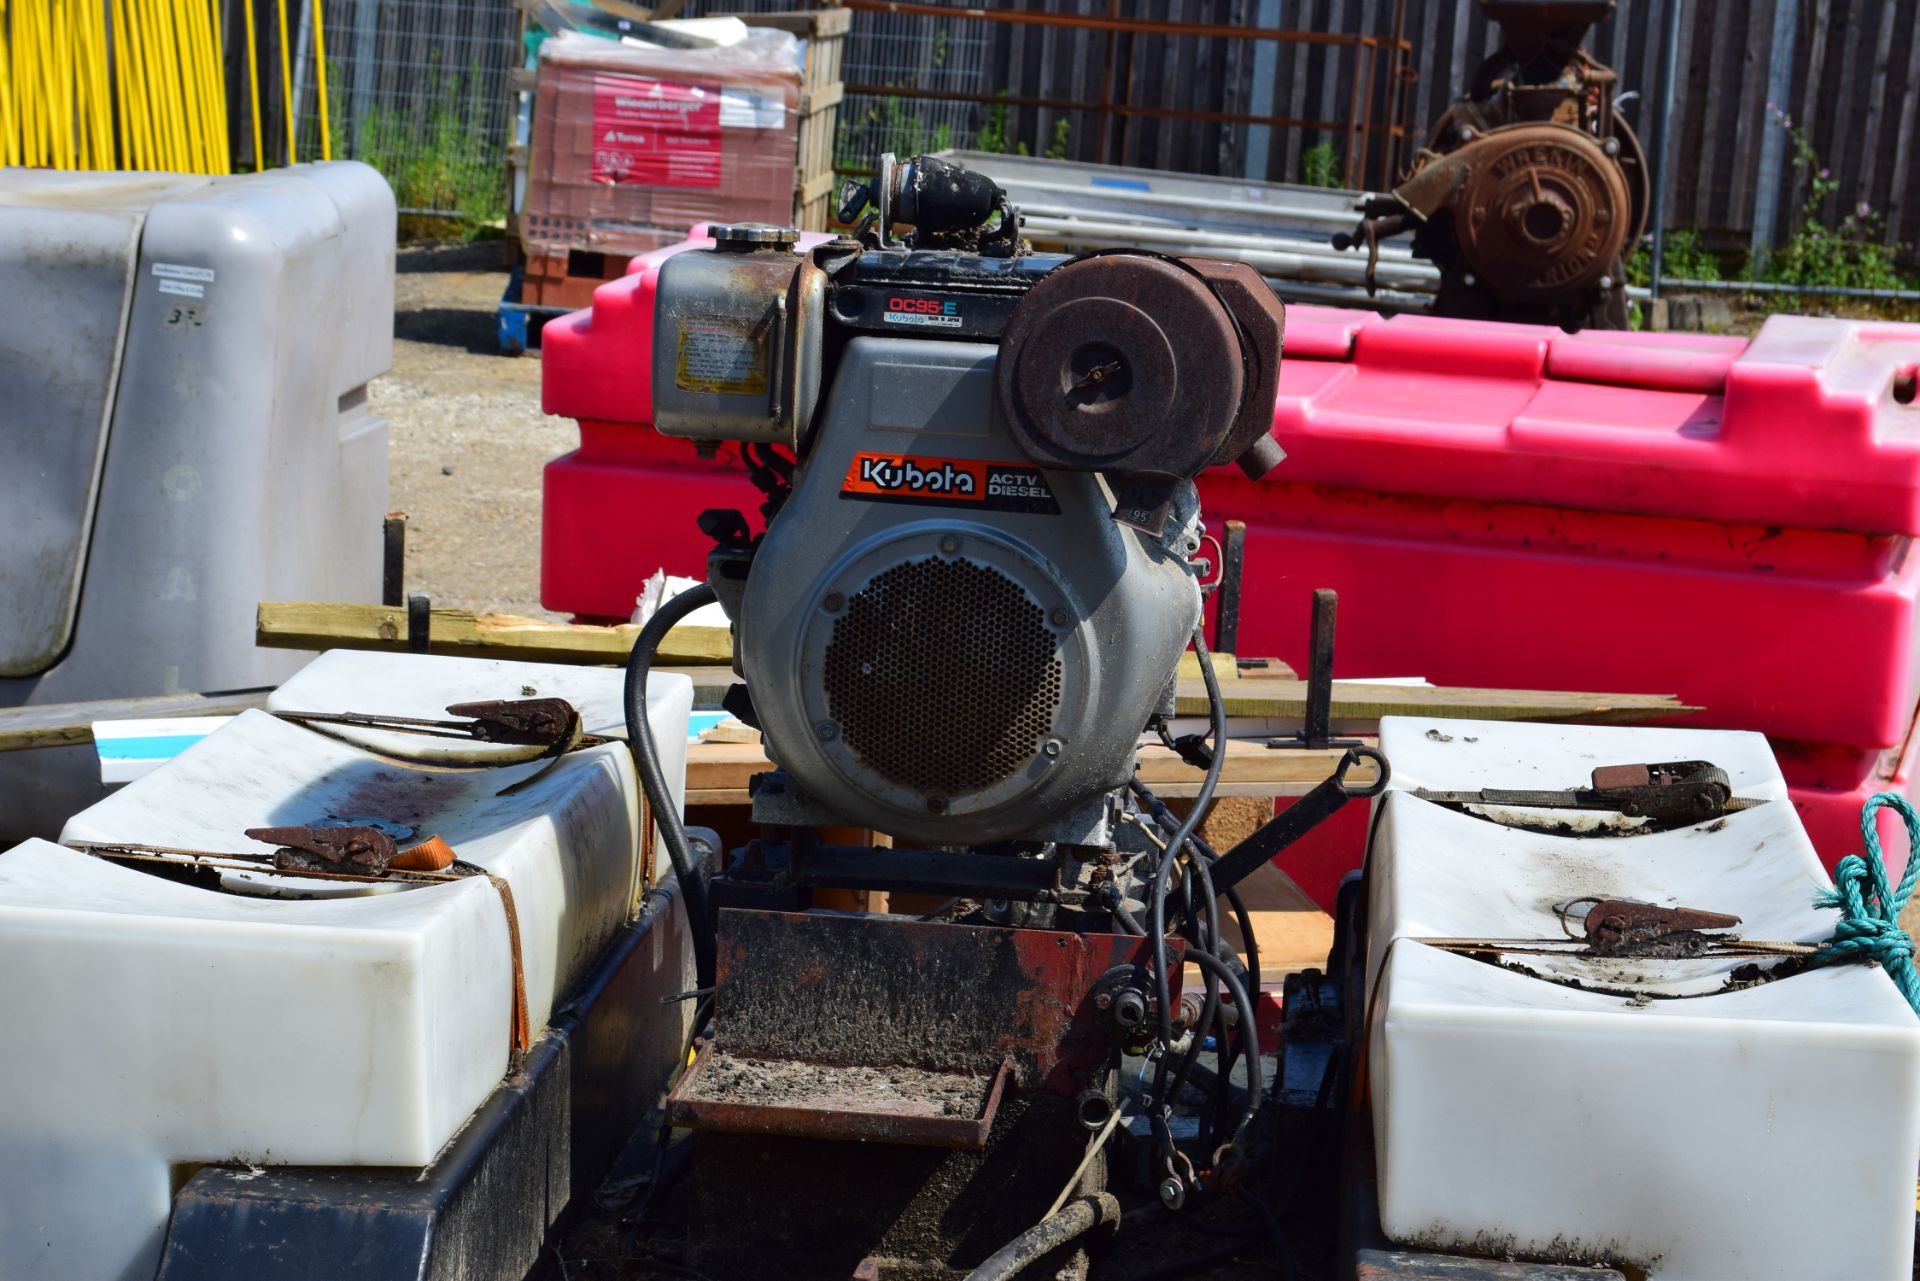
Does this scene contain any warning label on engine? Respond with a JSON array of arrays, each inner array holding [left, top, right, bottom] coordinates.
[[675, 320, 767, 395], [591, 74, 722, 188], [839, 452, 1060, 515]]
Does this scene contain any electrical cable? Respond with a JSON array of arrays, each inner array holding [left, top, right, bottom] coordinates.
[[1187, 949, 1261, 1145], [1129, 777, 1261, 984], [624, 582, 719, 991], [1149, 626, 1227, 1071]]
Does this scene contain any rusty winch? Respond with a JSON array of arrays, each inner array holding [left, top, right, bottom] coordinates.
[[1338, 0, 1647, 329]]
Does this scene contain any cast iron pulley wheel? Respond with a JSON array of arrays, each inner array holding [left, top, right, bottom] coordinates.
[[1450, 123, 1632, 297], [997, 252, 1245, 479]]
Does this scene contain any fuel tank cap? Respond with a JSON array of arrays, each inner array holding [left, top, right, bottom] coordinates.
[[711, 223, 800, 251]]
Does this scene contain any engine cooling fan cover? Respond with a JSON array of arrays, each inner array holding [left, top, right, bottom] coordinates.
[[795, 529, 1093, 822]]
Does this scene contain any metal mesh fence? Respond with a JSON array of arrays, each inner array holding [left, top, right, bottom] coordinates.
[[673, 0, 992, 170], [247, 0, 519, 222]]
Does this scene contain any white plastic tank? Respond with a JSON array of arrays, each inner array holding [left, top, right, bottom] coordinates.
[[1366, 716, 1920, 1279], [0, 162, 394, 840], [0, 652, 693, 1281]]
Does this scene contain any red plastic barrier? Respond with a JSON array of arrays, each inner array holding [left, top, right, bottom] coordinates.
[[539, 235, 1920, 892]]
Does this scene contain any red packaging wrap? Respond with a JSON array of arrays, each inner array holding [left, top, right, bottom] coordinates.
[[527, 31, 801, 259]]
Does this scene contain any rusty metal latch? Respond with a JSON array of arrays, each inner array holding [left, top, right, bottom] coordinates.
[[1415, 759, 1745, 823], [245, 823, 398, 874], [276, 696, 603, 750], [1558, 897, 1744, 958]]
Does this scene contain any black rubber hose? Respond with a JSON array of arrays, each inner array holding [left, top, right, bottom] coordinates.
[[1187, 949, 1261, 1145], [1103, 885, 1146, 936], [1163, 850, 1222, 1110], [1130, 778, 1262, 986], [1150, 627, 1228, 1054], [1164, 963, 1220, 1114], [963, 1193, 1121, 1281], [623, 581, 719, 991]]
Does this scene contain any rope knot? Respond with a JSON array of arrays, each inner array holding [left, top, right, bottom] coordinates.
[[1811, 794, 1920, 1016]]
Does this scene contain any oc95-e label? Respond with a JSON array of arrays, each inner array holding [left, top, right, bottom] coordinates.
[[840, 452, 1060, 514], [881, 294, 962, 328]]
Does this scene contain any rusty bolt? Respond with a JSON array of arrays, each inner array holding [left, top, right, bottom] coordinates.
[[1095, 992, 1114, 1011], [1049, 608, 1069, 626], [939, 536, 960, 554]]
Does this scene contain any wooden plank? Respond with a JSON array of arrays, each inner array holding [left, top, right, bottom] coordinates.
[[256, 601, 730, 667], [1885, 4, 1920, 246], [1856, 0, 1901, 210], [684, 736, 1375, 806], [0, 689, 271, 754], [1172, 677, 1697, 724], [1203, 858, 1332, 984], [1724, 1, 1772, 222], [1687, 0, 1738, 228]]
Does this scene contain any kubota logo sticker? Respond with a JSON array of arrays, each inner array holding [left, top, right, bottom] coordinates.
[[840, 452, 1061, 514]]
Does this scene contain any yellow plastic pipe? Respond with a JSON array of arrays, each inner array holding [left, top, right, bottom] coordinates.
[[26, 0, 50, 168], [172, 0, 206, 173], [84, 0, 112, 169], [311, 0, 328, 161], [51, 0, 74, 170], [0, 0, 17, 168], [118, 0, 154, 169], [204, 0, 228, 172], [146, 0, 185, 170], [70, 0, 93, 169], [109, 0, 133, 167], [241, 0, 261, 171], [274, 0, 293, 164]]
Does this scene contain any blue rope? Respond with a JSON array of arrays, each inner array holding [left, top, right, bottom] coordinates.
[[1811, 792, 1920, 1016]]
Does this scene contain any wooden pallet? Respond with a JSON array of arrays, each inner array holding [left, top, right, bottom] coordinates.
[[506, 8, 849, 261], [723, 8, 851, 230]]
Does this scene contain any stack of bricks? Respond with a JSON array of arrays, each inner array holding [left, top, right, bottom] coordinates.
[[522, 32, 802, 307]]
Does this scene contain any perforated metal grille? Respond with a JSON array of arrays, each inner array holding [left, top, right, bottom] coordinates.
[[823, 557, 1063, 798]]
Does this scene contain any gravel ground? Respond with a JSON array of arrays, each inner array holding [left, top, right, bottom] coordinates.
[[382, 241, 569, 618]]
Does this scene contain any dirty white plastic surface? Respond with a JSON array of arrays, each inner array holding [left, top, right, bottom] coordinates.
[[1367, 717, 1920, 1280], [0, 162, 394, 840], [266, 648, 691, 875], [0, 654, 691, 1281]]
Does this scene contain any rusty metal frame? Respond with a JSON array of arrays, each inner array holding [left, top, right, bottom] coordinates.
[[831, 0, 1415, 189]]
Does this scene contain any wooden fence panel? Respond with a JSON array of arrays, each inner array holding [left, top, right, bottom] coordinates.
[[684, 0, 1920, 258]]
